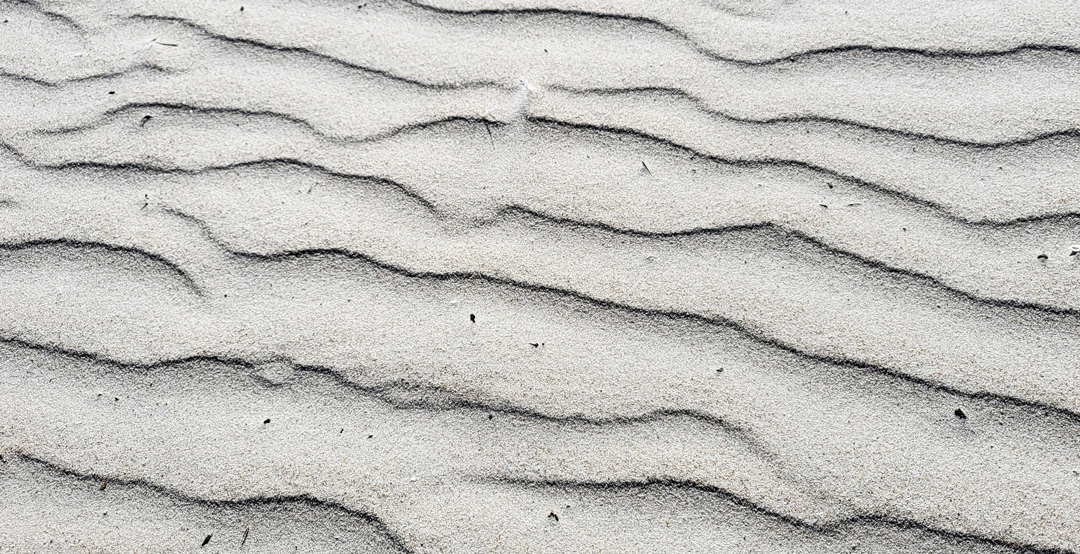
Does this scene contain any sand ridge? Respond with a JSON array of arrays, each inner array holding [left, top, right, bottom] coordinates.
[[1, 0, 1079, 552]]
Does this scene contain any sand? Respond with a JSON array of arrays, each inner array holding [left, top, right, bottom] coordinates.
[[1, 0, 1079, 552]]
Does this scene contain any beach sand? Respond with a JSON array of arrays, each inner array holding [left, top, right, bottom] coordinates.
[[1, 1, 1079, 552]]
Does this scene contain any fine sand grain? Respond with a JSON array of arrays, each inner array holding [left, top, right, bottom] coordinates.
[[2, 1, 1079, 552]]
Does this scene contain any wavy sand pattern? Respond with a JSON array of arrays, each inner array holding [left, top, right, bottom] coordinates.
[[1, 1, 1079, 552]]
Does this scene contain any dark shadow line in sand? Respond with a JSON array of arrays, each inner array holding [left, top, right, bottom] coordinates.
[[0, 64, 172, 88], [500, 205, 1080, 317], [550, 85, 1080, 149], [494, 477, 1076, 554], [402, 0, 1080, 68], [0, 238, 203, 295], [10, 0, 83, 32], [2, 451, 415, 553], [125, 14, 511, 92], [528, 115, 1039, 224], [0, 335, 765, 451], [38, 102, 510, 146]]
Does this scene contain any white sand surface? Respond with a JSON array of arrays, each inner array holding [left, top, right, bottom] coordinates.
[[2, 1, 1080, 552]]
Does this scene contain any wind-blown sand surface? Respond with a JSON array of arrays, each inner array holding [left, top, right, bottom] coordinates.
[[1, 1, 1079, 552]]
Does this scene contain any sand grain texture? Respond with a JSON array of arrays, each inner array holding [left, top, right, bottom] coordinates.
[[1, 1, 1079, 552]]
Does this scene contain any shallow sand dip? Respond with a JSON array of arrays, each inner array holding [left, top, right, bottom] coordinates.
[[2, 1, 1080, 552]]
